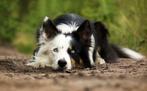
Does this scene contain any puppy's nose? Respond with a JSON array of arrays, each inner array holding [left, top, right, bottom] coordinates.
[[58, 60, 67, 68]]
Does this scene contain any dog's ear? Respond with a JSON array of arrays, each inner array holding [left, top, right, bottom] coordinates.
[[94, 21, 109, 39], [76, 20, 92, 40], [42, 16, 58, 39]]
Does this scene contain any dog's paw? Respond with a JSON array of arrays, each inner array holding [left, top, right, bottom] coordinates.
[[96, 58, 106, 64], [99, 58, 106, 64], [26, 61, 50, 68], [96, 52, 106, 64], [26, 57, 51, 68], [26, 61, 41, 68]]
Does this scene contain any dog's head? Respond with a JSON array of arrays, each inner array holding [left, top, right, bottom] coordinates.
[[37, 16, 72, 70]]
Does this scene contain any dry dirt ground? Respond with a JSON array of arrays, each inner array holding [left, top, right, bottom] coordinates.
[[0, 47, 147, 91]]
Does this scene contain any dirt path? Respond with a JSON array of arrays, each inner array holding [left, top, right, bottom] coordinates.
[[0, 56, 147, 91], [0, 47, 147, 91]]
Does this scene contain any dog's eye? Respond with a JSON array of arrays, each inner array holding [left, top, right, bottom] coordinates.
[[70, 49, 75, 54], [53, 48, 58, 52], [68, 48, 75, 54]]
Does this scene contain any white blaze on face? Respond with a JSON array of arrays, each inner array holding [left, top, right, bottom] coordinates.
[[46, 34, 72, 70]]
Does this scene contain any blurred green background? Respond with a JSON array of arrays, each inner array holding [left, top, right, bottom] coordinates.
[[0, 0, 147, 55]]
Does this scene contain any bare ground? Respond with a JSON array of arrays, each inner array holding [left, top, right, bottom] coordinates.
[[0, 46, 147, 91]]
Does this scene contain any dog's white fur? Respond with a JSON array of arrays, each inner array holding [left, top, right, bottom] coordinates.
[[56, 22, 78, 34], [121, 48, 145, 61], [27, 16, 72, 70], [88, 35, 95, 66], [27, 34, 72, 70]]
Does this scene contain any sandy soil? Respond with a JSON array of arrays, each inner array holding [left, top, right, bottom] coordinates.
[[0, 47, 147, 91]]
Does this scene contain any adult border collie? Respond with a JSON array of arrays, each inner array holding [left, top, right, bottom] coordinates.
[[26, 13, 145, 70]]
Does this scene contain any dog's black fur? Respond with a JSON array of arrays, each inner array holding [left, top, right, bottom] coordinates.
[[53, 13, 127, 67]]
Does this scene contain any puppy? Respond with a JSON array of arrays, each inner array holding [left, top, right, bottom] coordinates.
[[27, 13, 145, 70]]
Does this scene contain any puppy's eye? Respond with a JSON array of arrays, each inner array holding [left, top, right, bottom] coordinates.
[[53, 48, 58, 52]]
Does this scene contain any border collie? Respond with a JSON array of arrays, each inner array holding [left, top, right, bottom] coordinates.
[[26, 13, 145, 70]]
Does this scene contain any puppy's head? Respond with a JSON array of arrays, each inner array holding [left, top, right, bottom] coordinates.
[[37, 16, 72, 70]]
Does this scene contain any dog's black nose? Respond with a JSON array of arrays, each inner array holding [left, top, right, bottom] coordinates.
[[58, 60, 67, 68]]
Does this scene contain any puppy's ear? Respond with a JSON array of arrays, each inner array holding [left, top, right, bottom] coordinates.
[[94, 21, 109, 39], [42, 16, 58, 38], [76, 20, 92, 40]]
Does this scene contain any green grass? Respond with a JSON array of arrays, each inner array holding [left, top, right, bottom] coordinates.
[[0, 0, 147, 55]]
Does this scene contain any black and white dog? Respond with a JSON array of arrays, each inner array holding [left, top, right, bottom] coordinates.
[[26, 13, 145, 70]]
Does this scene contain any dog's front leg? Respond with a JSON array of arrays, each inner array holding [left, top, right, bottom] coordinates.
[[80, 47, 95, 68], [88, 47, 96, 66]]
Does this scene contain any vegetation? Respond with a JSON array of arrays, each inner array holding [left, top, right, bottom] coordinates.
[[0, 0, 147, 55]]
